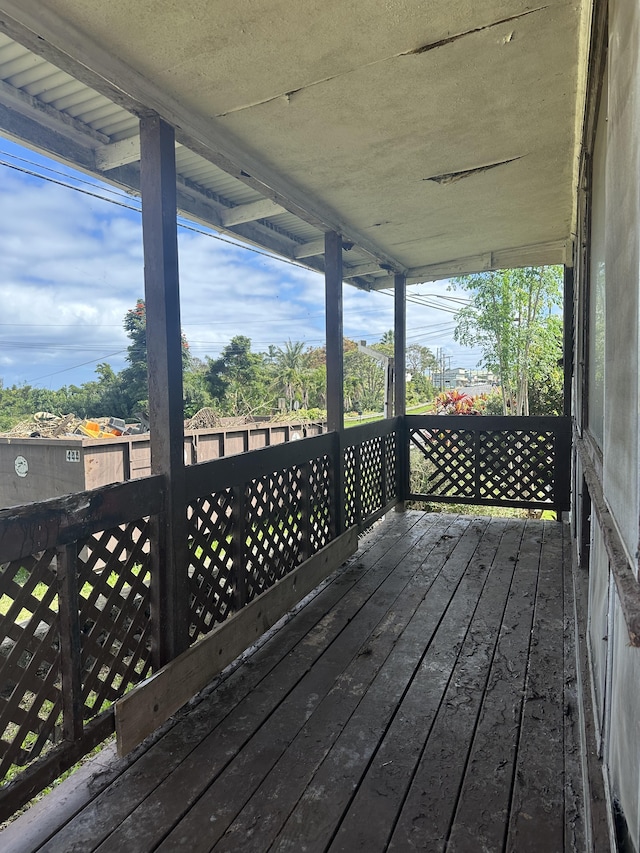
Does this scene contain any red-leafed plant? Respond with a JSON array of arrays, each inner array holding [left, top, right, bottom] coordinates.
[[434, 389, 488, 415]]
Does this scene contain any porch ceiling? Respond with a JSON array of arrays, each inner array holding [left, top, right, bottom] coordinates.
[[0, 0, 590, 286]]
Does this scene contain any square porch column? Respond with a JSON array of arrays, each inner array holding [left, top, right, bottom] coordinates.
[[325, 231, 345, 534], [394, 273, 408, 507], [140, 114, 189, 665]]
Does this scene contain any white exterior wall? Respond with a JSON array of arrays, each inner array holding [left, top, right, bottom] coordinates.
[[609, 593, 640, 845], [587, 1, 640, 847], [603, 0, 640, 568]]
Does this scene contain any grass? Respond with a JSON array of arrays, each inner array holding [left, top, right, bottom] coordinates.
[[344, 400, 436, 428]]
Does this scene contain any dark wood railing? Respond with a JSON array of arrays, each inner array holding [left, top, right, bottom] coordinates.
[[0, 478, 164, 820], [0, 422, 397, 818], [406, 414, 571, 515], [343, 418, 399, 531]]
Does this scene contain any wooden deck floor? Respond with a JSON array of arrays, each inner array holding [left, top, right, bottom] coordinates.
[[3, 511, 590, 853]]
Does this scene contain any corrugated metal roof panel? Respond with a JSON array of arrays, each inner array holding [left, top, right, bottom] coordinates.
[[0, 26, 417, 274]]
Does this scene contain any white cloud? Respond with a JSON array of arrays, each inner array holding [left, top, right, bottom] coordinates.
[[0, 140, 481, 390]]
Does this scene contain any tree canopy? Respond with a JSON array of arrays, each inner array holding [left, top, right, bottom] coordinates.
[[452, 266, 563, 415], [0, 310, 439, 430]]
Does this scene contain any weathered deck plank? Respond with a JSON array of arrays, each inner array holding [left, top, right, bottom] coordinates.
[[445, 520, 544, 852], [1, 512, 590, 853], [385, 520, 527, 852], [265, 516, 496, 853], [146, 515, 473, 852], [204, 518, 486, 852], [506, 521, 566, 853]]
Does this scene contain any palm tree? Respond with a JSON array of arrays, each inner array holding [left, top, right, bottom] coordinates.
[[274, 341, 310, 410]]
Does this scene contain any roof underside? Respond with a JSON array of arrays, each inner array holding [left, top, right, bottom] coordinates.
[[0, 0, 591, 287]]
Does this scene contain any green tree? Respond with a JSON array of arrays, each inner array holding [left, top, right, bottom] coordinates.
[[273, 340, 310, 410], [405, 343, 437, 405], [452, 266, 562, 415], [406, 343, 437, 378], [205, 336, 269, 415], [344, 344, 385, 411], [182, 357, 214, 418], [120, 299, 148, 412], [120, 299, 192, 416], [527, 314, 563, 415]]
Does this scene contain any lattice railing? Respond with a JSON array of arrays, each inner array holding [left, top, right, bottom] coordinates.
[[185, 436, 336, 641], [343, 420, 399, 530], [0, 424, 405, 817], [186, 490, 236, 641], [0, 550, 61, 784], [75, 521, 153, 720], [0, 478, 163, 818], [407, 414, 571, 512]]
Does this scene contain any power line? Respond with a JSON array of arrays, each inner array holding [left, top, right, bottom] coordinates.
[[25, 350, 128, 383], [0, 156, 314, 273]]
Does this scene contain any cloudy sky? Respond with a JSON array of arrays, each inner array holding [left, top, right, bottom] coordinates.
[[0, 136, 481, 391]]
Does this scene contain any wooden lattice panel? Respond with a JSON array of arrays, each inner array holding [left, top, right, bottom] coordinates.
[[308, 456, 332, 552], [410, 425, 557, 505], [343, 445, 358, 529], [0, 550, 62, 782], [478, 430, 555, 503], [410, 428, 476, 498], [187, 490, 236, 640], [245, 467, 304, 602], [384, 433, 397, 501], [359, 437, 384, 519], [76, 521, 152, 719]]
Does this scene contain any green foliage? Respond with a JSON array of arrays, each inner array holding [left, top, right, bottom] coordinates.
[[344, 346, 385, 411], [407, 373, 435, 406], [483, 391, 505, 415], [205, 336, 270, 416], [183, 358, 215, 418], [452, 266, 562, 416], [0, 323, 438, 430], [272, 340, 312, 410], [526, 314, 563, 415]]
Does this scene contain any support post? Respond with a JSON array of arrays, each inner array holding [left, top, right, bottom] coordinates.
[[394, 273, 408, 507], [325, 231, 345, 533], [563, 264, 574, 418], [325, 231, 344, 432], [57, 543, 83, 743], [140, 114, 189, 666]]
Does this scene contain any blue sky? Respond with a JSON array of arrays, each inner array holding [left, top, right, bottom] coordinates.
[[0, 137, 481, 390]]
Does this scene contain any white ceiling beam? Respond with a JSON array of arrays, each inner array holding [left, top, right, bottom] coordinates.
[[96, 136, 184, 171], [219, 198, 287, 227], [174, 175, 311, 265], [343, 262, 386, 278], [293, 238, 325, 259], [95, 135, 139, 170], [403, 240, 571, 285]]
